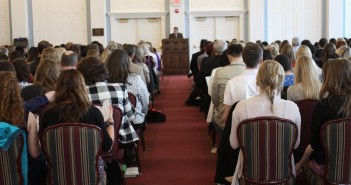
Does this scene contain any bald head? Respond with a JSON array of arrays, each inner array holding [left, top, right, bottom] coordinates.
[[61, 51, 78, 70]]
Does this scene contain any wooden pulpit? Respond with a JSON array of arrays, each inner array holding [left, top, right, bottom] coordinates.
[[162, 39, 189, 75]]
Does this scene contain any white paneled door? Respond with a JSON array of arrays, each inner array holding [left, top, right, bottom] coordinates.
[[0, 0, 10, 45], [114, 18, 162, 51], [190, 16, 239, 54], [32, 0, 87, 46]]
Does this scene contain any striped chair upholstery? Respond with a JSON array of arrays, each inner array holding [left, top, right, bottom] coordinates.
[[306, 117, 351, 185], [100, 106, 123, 162], [0, 133, 24, 185], [237, 117, 297, 185], [295, 100, 318, 161], [40, 123, 103, 185]]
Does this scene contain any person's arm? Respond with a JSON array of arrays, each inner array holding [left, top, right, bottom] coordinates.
[[24, 91, 55, 112], [296, 144, 314, 171], [222, 84, 233, 123], [27, 112, 41, 158], [93, 107, 113, 152], [124, 90, 136, 122], [229, 104, 241, 149], [136, 76, 150, 114]]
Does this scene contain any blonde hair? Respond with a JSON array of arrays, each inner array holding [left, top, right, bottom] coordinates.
[[257, 60, 285, 106], [55, 47, 67, 61], [41, 47, 60, 64], [296, 45, 312, 58], [101, 50, 111, 63], [268, 42, 280, 58], [280, 44, 296, 62], [34, 58, 60, 92], [140, 42, 151, 55], [320, 59, 351, 116], [294, 56, 321, 99], [336, 45, 351, 59]]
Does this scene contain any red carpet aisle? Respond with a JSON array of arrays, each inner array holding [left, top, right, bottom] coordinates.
[[126, 75, 217, 185]]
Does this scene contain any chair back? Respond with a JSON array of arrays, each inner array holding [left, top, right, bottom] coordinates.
[[0, 133, 24, 185], [128, 92, 137, 107], [295, 99, 318, 153], [100, 106, 123, 162], [321, 117, 351, 184], [237, 117, 297, 184], [40, 123, 103, 185]]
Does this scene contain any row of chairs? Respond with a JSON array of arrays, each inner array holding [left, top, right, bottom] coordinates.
[[209, 99, 351, 184], [0, 93, 145, 185]]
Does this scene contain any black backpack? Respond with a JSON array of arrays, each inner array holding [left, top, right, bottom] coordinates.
[[146, 107, 166, 123]]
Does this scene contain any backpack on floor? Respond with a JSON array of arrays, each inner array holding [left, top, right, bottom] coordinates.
[[146, 107, 166, 123]]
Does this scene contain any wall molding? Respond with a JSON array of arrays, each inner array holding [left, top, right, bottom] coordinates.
[[107, 11, 168, 19], [186, 10, 247, 17]]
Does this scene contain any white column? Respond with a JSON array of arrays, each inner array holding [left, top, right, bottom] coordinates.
[[247, 0, 265, 42], [89, 0, 107, 45], [10, 0, 29, 39], [169, 0, 185, 37], [326, 0, 344, 38], [239, 14, 245, 41]]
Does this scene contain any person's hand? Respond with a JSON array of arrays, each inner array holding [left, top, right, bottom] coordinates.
[[27, 112, 39, 132], [45, 91, 55, 102]]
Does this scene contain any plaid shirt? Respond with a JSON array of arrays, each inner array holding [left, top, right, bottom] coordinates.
[[86, 82, 139, 144]]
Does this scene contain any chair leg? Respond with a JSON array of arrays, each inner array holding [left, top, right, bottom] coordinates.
[[140, 125, 147, 152], [134, 142, 142, 174]]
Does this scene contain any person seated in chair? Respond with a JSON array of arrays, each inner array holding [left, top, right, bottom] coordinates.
[[229, 60, 301, 184]]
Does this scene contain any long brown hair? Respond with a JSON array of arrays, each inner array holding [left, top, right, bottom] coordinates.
[[105, 49, 130, 83], [34, 58, 60, 92], [0, 72, 25, 127], [52, 70, 91, 122], [320, 59, 351, 116]]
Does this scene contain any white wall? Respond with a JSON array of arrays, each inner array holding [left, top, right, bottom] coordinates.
[[189, 0, 244, 11], [10, 0, 29, 41], [248, 0, 265, 42], [267, 0, 323, 43], [326, 0, 344, 39], [90, 0, 107, 45], [32, 0, 88, 46], [0, 0, 10, 45], [344, 0, 351, 37]]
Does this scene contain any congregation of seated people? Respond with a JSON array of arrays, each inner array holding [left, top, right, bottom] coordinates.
[[186, 37, 351, 184], [0, 40, 162, 185]]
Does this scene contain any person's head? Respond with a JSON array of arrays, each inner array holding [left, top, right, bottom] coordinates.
[[280, 40, 290, 52], [242, 43, 263, 68], [41, 47, 60, 64], [213, 40, 227, 55], [204, 41, 213, 56], [140, 42, 151, 55], [101, 50, 112, 63], [0, 61, 15, 72], [301, 39, 312, 46], [329, 38, 336, 45], [173, 27, 179, 34], [125, 44, 136, 59], [256, 60, 285, 105], [335, 46, 351, 59], [275, 40, 281, 47], [55, 47, 67, 61], [86, 49, 100, 58], [53, 69, 91, 122], [0, 46, 8, 56], [226, 44, 243, 61], [105, 49, 130, 83], [27, 47, 39, 62], [106, 41, 118, 51], [37, 40, 51, 55], [0, 72, 24, 127], [77, 57, 107, 85], [336, 40, 347, 49], [306, 43, 316, 55], [292, 37, 300, 47], [320, 59, 351, 116], [321, 43, 338, 63], [89, 44, 99, 51], [319, 38, 328, 48], [12, 59, 31, 82], [268, 42, 280, 58], [61, 51, 78, 70], [294, 56, 321, 99], [263, 49, 273, 61], [200, 39, 207, 50], [9, 50, 25, 62], [296, 45, 312, 58], [34, 58, 60, 92], [280, 44, 296, 62], [274, 55, 291, 72], [133, 45, 145, 64]]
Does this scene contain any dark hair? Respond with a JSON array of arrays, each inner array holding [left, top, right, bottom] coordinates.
[[0, 54, 8, 61], [12, 59, 31, 82], [226, 44, 243, 57], [306, 43, 316, 55], [77, 57, 107, 85], [174, 27, 178, 30], [274, 54, 292, 71], [9, 50, 25, 62], [329, 38, 336, 45], [205, 42, 213, 56], [27, 47, 38, 62], [37, 40, 51, 54], [220, 49, 230, 66], [280, 40, 290, 52], [125, 44, 136, 57], [275, 40, 281, 47], [89, 44, 99, 51], [53, 69, 91, 122], [263, 49, 273, 61], [319, 38, 328, 48], [301, 39, 312, 46], [61, 52, 78, 67], [262, 41, 268, 47], [200, 39, 207, 50], [0, 61, 15, 72], [321, 43, 338, 63], [242, 43, 263, 68], [105, 49, 130, 83], [80, 45, 88, 58]]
